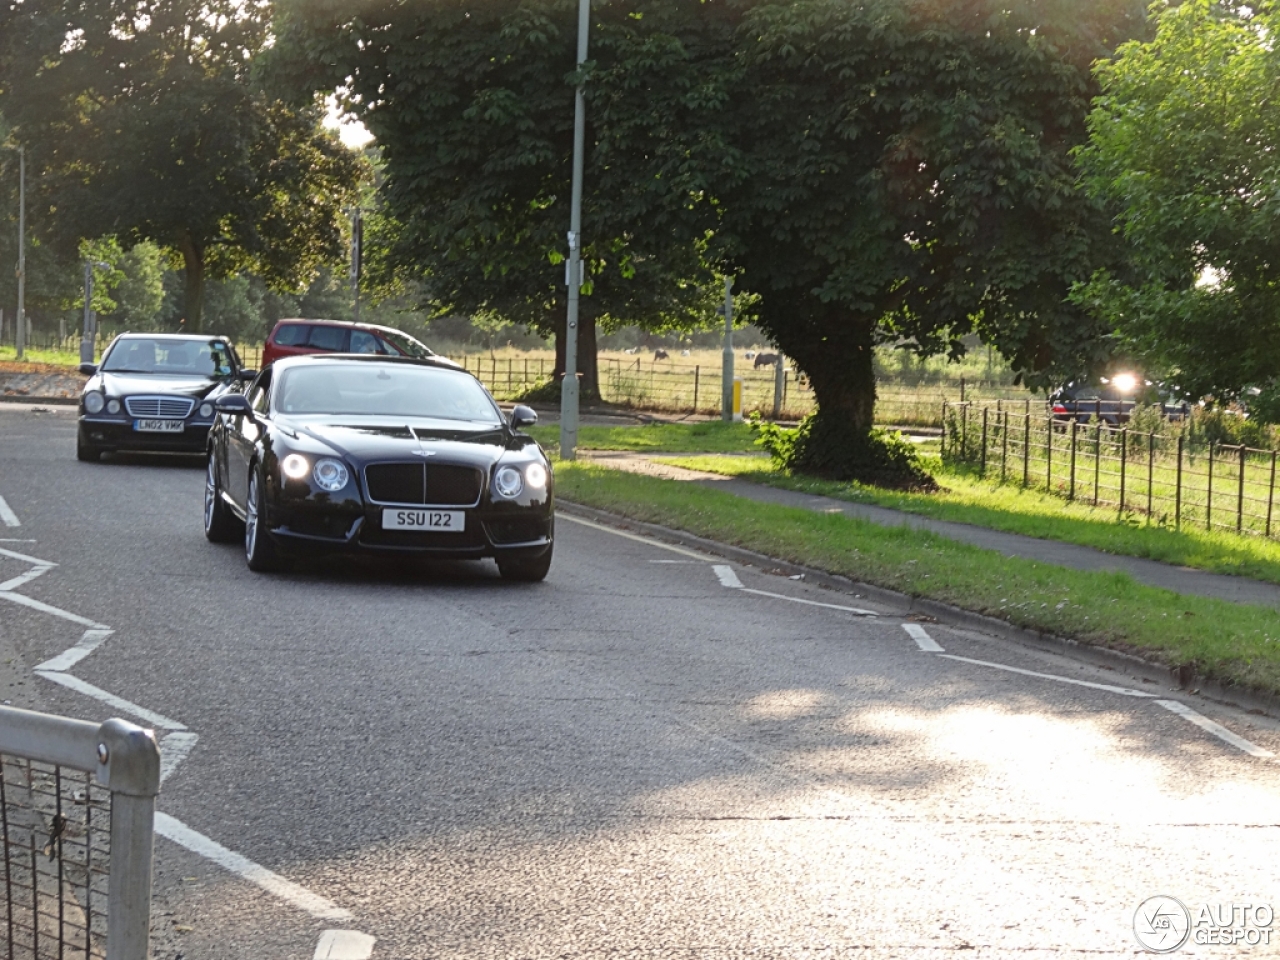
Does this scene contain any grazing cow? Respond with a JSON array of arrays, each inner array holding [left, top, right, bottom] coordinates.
[[623, 347, 638, 355], [744, 352, 756, 360], [753, 352, 779, 369], [680, 349, 691, 357], [653, 349, 670, 360]]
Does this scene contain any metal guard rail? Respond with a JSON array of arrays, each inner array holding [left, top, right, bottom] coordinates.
[[0, 706, 159, 960]]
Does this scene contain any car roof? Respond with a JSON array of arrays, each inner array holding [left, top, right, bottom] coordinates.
[[113, 332, 232, 342], [269, 353, 467, 374], [270, 318, 417, 338]]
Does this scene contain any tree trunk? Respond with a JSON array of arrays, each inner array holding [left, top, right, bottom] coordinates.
[[552, 311, 600, 404], [177, 234, 206, 333]]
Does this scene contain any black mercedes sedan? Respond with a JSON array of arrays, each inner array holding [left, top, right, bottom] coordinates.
[[204, 354, 554, 581], [77, 334, 251, 461]]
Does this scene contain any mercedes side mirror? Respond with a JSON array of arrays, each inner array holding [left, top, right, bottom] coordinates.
[[237, 368, 257, 381], [510, 404, 538, 429], [79, 363, 98, 376]]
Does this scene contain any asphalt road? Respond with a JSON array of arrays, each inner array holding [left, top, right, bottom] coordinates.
[[2, 402, 1279, 959]]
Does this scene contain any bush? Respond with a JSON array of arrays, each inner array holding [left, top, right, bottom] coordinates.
[[751, 411, 938, 490]]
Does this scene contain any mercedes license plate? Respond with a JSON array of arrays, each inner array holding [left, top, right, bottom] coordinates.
[[383, 509, 465, 531], [134, 419, 185, 433]]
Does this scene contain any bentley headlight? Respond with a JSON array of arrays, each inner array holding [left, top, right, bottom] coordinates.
[[199, 402, 214, 418], [313, 458, 349, 492], [281, 453, 310, 480], [106, 399, 121, 415], [525, 463, 547, 489], [84, 392, 105, 414], [494, 465, 524, 499]]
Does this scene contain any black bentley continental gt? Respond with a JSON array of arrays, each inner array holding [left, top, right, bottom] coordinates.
[[204, 354, 554, 581], [77, 334, 251, 461]]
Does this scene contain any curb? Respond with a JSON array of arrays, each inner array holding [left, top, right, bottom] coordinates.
[[558, 499, 1280, 720], [0, 395, 78, 407]]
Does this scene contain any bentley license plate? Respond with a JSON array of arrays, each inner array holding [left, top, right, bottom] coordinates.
[[383, 509, 465, 531], [134, 419, 185, 433]]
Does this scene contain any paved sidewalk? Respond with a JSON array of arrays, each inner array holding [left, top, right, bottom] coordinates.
[[583, 451, 1280, 611]]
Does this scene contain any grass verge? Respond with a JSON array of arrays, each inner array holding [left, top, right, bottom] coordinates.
[[554, 460, 1280, 697], [657, 454, 1280, 587], [528, 421, 758, 453]]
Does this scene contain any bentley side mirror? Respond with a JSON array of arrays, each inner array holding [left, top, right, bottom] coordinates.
[[510, 404, 538, 429], [214, 394, 254, 417], [79, 363, 98, 376]]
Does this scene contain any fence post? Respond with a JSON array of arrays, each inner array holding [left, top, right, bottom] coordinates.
[[1023, 413, 1030, 487], [1176, 434, 1184, 529], [960, 376, 966, 403], [772, 355, 785, 418], [1069, 420, 1077, 501], [981, 407, 989, 476], [1207, 441, 1215, 531], [1119, 428, 1127, 514], [1268, 449, 1277, 538], [1147, 432, 1155, 521], [693, 365, 700, 414], [1094, 422, 1101, 506], [961, 403, 968, 458], [100, 718, 160, 960], [508, 358, 513, 393], [524, 357, 529, 386], [940, 401, 947, 457], [1046, 415, 1053, 493], [1238, 445, 1247, 533]]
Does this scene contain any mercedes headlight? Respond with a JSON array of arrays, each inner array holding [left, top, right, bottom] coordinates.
[[281, 453, 310, 480], [313, 458, 349, 492], [494, 465, 524, 499], [84, 392, 104, 414], [199, 402, 214, 418], [525, 463, 547, 489], [106, 399, 121, 415]]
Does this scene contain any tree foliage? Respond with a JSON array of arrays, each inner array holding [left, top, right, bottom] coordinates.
[[0, 0, 364, 331], [272, 0, 1143, 481], [1078, 0, 1280, 412]]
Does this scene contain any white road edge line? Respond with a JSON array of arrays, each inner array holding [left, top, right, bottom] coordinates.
[[0, 591, 107, 628], [559, 513, 713, 560], [35, 628, 114, 672], [154, 813, 354, 922], [159, 731, 200, 783], [35, 671, 188, 730], [1156, 699, 1275, 758], [902, 624, 944, 652], [314, 930, 377, 960], [0, 545, 53, 567], [938, 654, 1157, 698], [0, 494, 19, 527], [0, 564, 53, 592], [713, 565, 743, 589], [740, 587, 877, 617]]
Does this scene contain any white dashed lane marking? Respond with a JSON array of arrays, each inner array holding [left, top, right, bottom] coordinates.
[[902, 623, 944, 652], [1156, 699, 1275, 758], [314, 930, 377, 959], [713, 565, 743, 589], [0, 493, 19, 527], [940, 653, 1157, 698]]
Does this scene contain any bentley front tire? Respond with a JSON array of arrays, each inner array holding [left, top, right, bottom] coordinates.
[[204, 453, 241, 543], [244, 467, 285, 572], [497, 546, 553, 583]]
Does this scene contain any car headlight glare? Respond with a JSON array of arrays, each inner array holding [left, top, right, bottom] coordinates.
[[199, 402, 213, 418], [313, 458, 349, 492], [494, 465, 524, 499], [525, 463, 547, 489], [84, 392, 105, 414], [106, 399, 121, 415], [281, 453, 310, 480]]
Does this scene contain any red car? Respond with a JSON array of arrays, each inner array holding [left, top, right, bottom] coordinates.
[[262, 319, 457, 368]]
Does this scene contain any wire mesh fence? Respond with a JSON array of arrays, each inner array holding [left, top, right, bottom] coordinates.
[[944, 401, 1280, 539], [0, 758, 111, 959], [0, 709, 159, 960]]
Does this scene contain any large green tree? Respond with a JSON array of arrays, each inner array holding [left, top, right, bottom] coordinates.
[[273, 0, 1141, 480], [1077, 0, 1280, 414], [0, 0, 364, 331]]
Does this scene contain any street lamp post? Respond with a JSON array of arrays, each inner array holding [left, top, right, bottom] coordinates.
[[16, 146, 25, 361], [721, 277, 734, 421], [349, 207, 362, 324], [559, 0, 590, 461], [81, 260, 108, 365]]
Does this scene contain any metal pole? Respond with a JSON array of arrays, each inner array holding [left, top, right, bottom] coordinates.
[[772, 354, 785, 419], [16, 146, 25, 361], [559, 0, 590, 460], [350, 208, 362, 324], [1069, 420, 1077, 501], [1238, 445, 1246, 533], [1176, 434, 1184, 529], [721, 277, 734, 421], [81, 261, 94, 365]]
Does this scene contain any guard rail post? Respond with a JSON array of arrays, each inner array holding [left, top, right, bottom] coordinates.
[[1069, 420, 1077, 501], [1119, 428, 1127, 515], [1238, 445, 1247, 533], [1208, 442, 1215, 531], [1176, 435, 1184, 529]]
